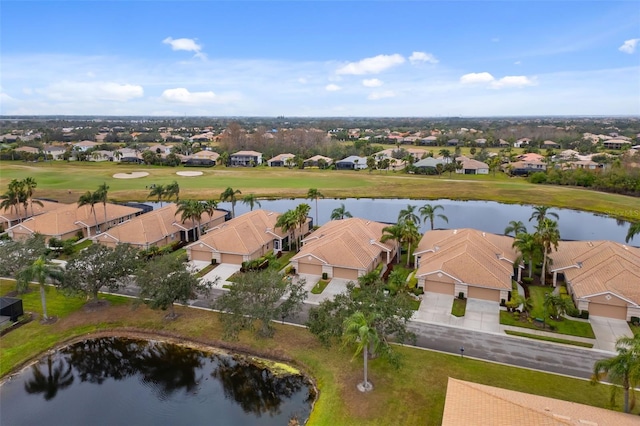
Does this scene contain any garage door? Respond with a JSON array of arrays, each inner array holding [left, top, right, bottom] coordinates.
[[333, 267, 358, 280], [221, 253, 244, 264], [190, 249, 212, 262], [468, 286, 500, 302], [424, 280, 454, 295], [589, 303, 627, 320], [298, 263, 322, 275]]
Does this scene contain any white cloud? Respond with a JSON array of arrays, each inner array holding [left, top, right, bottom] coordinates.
[[161, 88, 217, 103], [491, 37, 500, 43], [514, 61, 521, 65], [163, 37, 206, 59], [362, 78, 383, 87], [491, 76, 536, 88], [325, 84, 341, 91], [336, 54, 405, 75], [297, 77, 308, 84], [619, 38, 640, 54], [368, 90, 395, 100], [38, 81, 143, 101], [409, 51, 439, 64], [460, 72, 496, 84]]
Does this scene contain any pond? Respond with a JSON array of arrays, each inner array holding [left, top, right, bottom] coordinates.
[[209, 198, 638, 246], [0, 337, 315, 426]]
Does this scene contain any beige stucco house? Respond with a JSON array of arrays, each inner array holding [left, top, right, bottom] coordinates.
[[290, 218, 398, 280], [186, 209, 310, 265], [550, 240, 640, 320], [0, 199, 66, 231], [413, 229, 520, 302], [93, 204, 227, 249]]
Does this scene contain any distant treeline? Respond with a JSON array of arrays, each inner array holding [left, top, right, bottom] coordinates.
[[528, 167, 640, 197]]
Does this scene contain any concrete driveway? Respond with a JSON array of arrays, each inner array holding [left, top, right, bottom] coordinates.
[[202, 263, 241, 289], [463, 299, 500, 333], [589, 316, 633, 352], [413, 292, 463, 326], [303, 276, 351, 305]]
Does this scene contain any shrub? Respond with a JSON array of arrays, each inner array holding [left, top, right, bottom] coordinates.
[[529, 172, 547, 184], [567, 306, 580, 318], [522, 277, 533, 284], [322, 272, 328, 280], [580, 310, 590, 320], [413, 287, 424, 296], [458, 292, 465, 300], [407, 274, 418, 289], [630, 316, 639, 325]]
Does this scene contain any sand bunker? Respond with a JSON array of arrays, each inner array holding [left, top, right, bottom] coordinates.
[[112, 172, 150, 179], [176, 171, 203, 177]]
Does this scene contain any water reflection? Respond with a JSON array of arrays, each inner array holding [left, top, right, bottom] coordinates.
[[1, 337, 313, 426]]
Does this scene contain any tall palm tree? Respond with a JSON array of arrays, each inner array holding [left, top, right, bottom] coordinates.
[[96, 182, 110, 229], [380, 223, 404, 263], [220, 187, 242, 218], [512, 232, 541, 279], [16, 256, 64, 321], [24, 355, 74, 401], [77, 190, 100, 235], [330, 203, 352, 220], [504, 220, 526, 237], [176, 199, 205, 241], [148, 184, 167, 207], [626, 222, 640, 244], [275, 209, 298, 250], [439, 149, 451, 163], [535, 218, 560, 283], [529, 205, 559, 226], [401, 220, 421, 267], [23, 177, 39, 217], [294, 203, 311, 248], [165, 181, 180, 202], [419, 204, 448, 230], [202, 199, 218, 217], [0, 179, 24, 222], [398, 204, 420, 226], [342, 311, 380, 392], [306, 188, 324, 227], [592, 335, 640, 413], [242, 193, 261, 211]]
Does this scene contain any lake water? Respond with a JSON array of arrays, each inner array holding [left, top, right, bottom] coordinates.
[[0, 337, 315, 426], [207, 198, 638, 246]]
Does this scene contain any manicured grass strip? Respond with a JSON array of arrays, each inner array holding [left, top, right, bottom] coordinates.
[[505, 330, 594, 348], [408, 299, 421, 311], [451, 298, 467, 317], [196, 263, 218, 277], [311, 279, 330, 294], [73, 239, 93, 251], [499, 311, 595, 339]]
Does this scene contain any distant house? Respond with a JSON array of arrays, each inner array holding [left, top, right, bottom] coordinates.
[[420, 136, 438, 145], [518, 153, 545, 162], [456, 156, 489, 175], [290, 218, 397, 280], [267, 153, 296, 167], [603, 139, 631, 150], [230, 150, 262, 167], [303, 155, 333, 168], [184, 150, 218, 167], [335, 155, 367, 170], [14, 146, 39, 155], [514, 138, 531, 148], [147, 144, 174, 156], [474, 138, 487, 146], [446, 139, 460, 147], [72, 140, 98, 152], [542, 140, 560, 149], [89, 150, 113, 162], [42, 145, 66, 160], [94, 203, 227, 249], [567, 159, 602, 170], [413, 157, 446, 171], [508, 160, 547, 176], [7, 202, 143, 242]]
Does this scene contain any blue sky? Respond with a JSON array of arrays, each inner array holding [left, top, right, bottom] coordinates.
[[1, 1, 639, 116]]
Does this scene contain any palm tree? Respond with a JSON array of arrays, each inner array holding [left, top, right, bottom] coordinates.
[[342, 311, 380, 392], [529, 205, 559, 226], [535, 218, 560, 284], [626, 222, 640, 244], [398, 204, 420, 226], [202, 199, 218, 217], [381, 223, 404, 263], [294, 203, 311, 248], [165, 181, 180, 202], [242, 193, 261, 211], [176, 200, 205, 241], [439, 149, 451, 163], [0, 179, 24, 222], [148, 184, 167, 207], [330, 203, 352, 220], [77, 190, 100, 235], [504, 220, 526, 237], [23, 177, 39, 217], [306, 188, 324, 227], [276, 209, 298, 250], [16, 256, 64, 322], [592, 335, 640, 413], [24, 355, 74, 401], [419, 204, 448, 230], [96, 182, 110, 229], [220, 187, 242, 218], [400, 220, 421, 267], [512, 232, 541, 279]]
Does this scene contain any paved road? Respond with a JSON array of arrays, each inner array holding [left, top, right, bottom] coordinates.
[[117, 285, 607, 380]]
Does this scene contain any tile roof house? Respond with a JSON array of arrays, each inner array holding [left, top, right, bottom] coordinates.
[[413, 229, 520, 302], [7, 202, 143, 242], [508, 160, 547, 176], [72, 140, 98, 151], [186, 209, 310, 265], [550, 240, 640, 320], [93, 203, 228, 249], [0, 199, 67, 230], [230, 150, 262, 167], [442, 378, 639, 426], [455, 156, 489, 175], [290, 218, 398, 280], [183, 150, 219, 167], [267, 153, 296, 167], [335, 155, 367, 170], [303, 155, 333, 168]]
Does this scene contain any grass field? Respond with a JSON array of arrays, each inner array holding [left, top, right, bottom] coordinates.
[[1, 161, 639, 221]]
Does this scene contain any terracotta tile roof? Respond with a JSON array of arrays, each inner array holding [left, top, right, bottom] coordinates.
[[268, 153, 295, 162], [551, 241, 640, 303], [415, 229, 517, 289], [442, 378, 638, 426], [304, 155, 333, 164], [232, 150, 262, 156], [94, 204, 226, 247], [0, 199, 66, 224], [186, 150, 219, 160], [187, 209, 288, 255], [8, 202, 142, 237], [291, 218, 395, 269]]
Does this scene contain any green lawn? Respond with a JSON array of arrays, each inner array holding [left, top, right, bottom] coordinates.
[[195, 262, 218, 277], [451, 298, 467, 317], [311, 279, 330, 294], [505, 330, 594, 348], [1, 279, 637, 424]]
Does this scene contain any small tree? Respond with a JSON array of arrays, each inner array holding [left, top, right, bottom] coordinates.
[[137, 255, 215, 319], [330, 203, 352, 220], [16, 256, 64, 321], [215, 269, 307, 339], [0, 234, 48, 279], [220, 187, 242, 218], [306, 188, 324, 227], [343, 311, 380, 392], [592, 335, 640, 413]]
